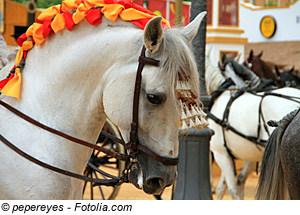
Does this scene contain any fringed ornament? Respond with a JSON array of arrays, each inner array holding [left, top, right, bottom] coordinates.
[[177, 72, 209, 130], [195, 116, 203, 129], [186, 108, 192, 118], [189, 118, 196, 128], [181, 120, 189, 130], [190, 105, 198, 117], [200, 117, 209, 127]]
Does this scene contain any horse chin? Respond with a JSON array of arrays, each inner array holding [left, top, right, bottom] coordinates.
[[129, 151, 177, 195], [128, 163, 143, 190]]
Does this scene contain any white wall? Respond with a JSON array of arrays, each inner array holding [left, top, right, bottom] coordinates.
[[240, 1, 300, 42], [206, 43, 245, 67]]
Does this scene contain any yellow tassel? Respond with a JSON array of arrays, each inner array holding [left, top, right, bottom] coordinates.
[[195, 116, 203, 129], [181, 120, 188, 130], [189, 118, 196, 129], [190, 105, 198, 117], [181, 110, 187, 120], [186, 109, 192, 118], [201, 117, 209, 127]]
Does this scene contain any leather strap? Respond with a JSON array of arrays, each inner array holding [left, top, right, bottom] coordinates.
[[137, 144, 179, 165], [0, 134, 121, 186], [0, 100, 129, 162], [128, 46, 179, 165], [130, 46, 159, 144]]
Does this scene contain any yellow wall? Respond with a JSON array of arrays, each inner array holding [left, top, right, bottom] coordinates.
[[3, 0, 41, 46]]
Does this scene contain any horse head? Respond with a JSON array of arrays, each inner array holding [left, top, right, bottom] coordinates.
[[275, 66, 300, 88], [218, 53, 262, 89], [244, 50, 280, 85], [102, 13, 206, 195]]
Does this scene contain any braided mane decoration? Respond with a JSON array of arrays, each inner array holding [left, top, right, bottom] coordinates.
[[0, 0, 170, 99], [177, 72, 208, 130]]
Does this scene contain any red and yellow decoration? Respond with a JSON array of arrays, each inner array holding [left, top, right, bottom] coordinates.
[[0, 0, 170, 100]]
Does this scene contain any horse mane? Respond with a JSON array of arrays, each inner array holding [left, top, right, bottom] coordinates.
[[252, 56, 278, 81], [259, 57, 273, 73], [205, 54, 225, 96], [160, 29, 200, 103]]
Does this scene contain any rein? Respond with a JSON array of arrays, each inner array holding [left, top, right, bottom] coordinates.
[[0, 46, 178, 187]]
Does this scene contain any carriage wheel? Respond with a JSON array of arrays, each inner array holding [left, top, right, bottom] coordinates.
[[83, 119, 125, 200]]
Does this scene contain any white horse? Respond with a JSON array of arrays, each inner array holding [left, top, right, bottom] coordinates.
[[205, 54, 300, 199], [0, 2, 206, 199]]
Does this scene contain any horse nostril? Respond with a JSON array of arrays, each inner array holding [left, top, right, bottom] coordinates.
[[146, 177, 165, 189]]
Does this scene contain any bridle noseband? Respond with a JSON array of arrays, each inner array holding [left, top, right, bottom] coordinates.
[[0, 46, 179, 187]]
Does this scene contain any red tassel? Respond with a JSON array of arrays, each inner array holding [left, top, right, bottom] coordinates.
[[63, 12, 75, 31], [42, 20, 53, 38], [104, 0, 114, 4], [36, 19, 43, 24], [85, 9, 102, 26], [131, 18, 150, 29], [17, 33, 27, 47], [0, 73, 14, 90], [114, 0, 135, 9], [131, 3, 151, 14], [23, 51, 28, 61]]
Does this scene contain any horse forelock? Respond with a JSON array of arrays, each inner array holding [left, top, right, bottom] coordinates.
[[158, 28, 200, 106]]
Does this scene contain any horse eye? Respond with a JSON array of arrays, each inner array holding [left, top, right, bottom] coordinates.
[[147, 94, 162, 104]]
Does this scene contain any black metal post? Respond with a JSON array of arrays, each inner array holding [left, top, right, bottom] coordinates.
[[190, 0, 209, 107], [173, 128, 214, 200]]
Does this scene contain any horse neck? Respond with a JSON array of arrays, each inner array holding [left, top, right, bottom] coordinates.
[[205, 56, 225, 95], [255, 58, 277, 81], [3, 19, 140, 156]]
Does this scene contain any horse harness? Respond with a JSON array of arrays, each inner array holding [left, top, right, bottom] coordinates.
[[0, 46, 179, 187], [207, 79, 300, 174]]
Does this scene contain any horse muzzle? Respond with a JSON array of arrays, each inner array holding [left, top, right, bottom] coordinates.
[[128, 151, 177, 195]]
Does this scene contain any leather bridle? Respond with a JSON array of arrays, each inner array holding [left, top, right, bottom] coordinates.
[[0, 46, 179, 187], [126, 46, 179, 166]]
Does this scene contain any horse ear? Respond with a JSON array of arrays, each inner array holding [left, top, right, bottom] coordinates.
[[249, 50, 253, 61], [258, 51, 263, 58], [234, 53, 241, 63], [181, 11, 207, 42], [290, 66, 295, 74], [275, 65, 280, 77], [221, 53, 227, 64], [143, 16, 164, 53]]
